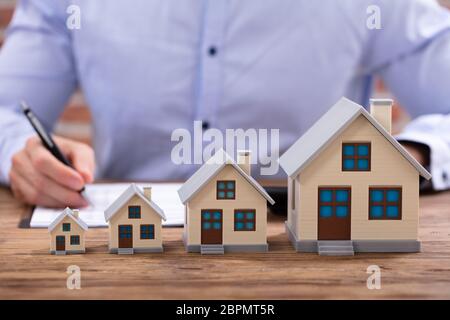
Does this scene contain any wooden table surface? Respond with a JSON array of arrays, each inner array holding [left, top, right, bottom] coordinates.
[[0, 186, 449, 300]]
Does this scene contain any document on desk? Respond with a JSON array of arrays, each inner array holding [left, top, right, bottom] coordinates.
[[30, 183, 184, 228]]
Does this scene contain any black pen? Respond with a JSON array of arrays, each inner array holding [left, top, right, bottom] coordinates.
[[20, 100, 92, 205]]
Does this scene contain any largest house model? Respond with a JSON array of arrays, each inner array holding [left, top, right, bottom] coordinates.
[[178, 149, 275, 254], [279, 97, 431, 255]]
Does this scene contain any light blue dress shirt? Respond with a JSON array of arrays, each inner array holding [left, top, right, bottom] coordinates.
[[0, 0, 450, 189]]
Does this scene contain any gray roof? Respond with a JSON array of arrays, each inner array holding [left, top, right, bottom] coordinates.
[[48, 207, 88, 232], [178, 149, 275, 205], [278, 97, 432, 180], [104, 184, 166, 221]]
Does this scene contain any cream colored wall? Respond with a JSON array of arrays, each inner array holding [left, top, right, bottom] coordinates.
[[50, 216, 85, 251], [186, 165, 268, 246], [287, 176, 293, 230], [296, 115, 420, 240], [108, 195, 163, 249], [287, 176, 299, 237]]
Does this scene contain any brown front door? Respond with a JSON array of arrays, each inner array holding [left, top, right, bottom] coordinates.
[[201, 209, 223, 244], [56, 236, 65, 251], [118, 225, 133, 248], [318, 187, 351, 240]]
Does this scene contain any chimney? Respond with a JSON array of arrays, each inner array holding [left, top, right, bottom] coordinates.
[[237, 150, 251, 175], [370, 98, 393, 134], [72, 209, 79, 219], [143, 187, 152, 201]]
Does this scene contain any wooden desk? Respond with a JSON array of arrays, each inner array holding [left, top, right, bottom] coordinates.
[[0, 186, 449, 299]]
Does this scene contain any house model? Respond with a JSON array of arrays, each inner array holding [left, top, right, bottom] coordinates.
[[279, 97, 431, 255], [178, 149, 275, 254], [48, 207, 88, 255], [104, 184, 166, 254]]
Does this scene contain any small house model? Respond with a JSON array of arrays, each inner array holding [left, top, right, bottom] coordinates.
[[178, 149, 275, 254], [48, 207, 88, 255], [279, 97, 431, 255], [104, 184, 166, 254]]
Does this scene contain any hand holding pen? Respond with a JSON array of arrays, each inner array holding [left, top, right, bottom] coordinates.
[[8, 101, 95, 207]]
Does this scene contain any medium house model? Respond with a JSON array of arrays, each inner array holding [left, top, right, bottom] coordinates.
[[178, 149, 275, 254], [279, 97, 431, 255], [48, 207, 88, 255], [104, 184, 166, 254]]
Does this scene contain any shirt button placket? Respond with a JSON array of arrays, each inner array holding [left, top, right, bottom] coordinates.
[[196, 0, 227, 130]]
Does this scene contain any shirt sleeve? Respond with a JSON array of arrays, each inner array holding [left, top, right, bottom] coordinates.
[[395, 115, 450, 191], [361, 0, 450, 190], [0, 0, 77, 185]]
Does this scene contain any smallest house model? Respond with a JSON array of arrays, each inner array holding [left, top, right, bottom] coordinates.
[[279, 97, 431, 256], [178, 149, 275, 255], [104, 184, 166, 254], [48, 207, 88, 255]]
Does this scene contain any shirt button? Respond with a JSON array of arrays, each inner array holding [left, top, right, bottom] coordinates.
[[208, 46, 217, 56], [202, 121, 210, 130]]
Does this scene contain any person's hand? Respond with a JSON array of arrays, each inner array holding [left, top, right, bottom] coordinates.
[[9, 136, 95, 207], [401, 141, 430, 167]]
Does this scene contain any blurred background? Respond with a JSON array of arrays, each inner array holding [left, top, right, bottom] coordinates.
[[1, 0, 449, 145]]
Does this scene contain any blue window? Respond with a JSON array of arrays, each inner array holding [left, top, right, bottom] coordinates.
[[128, 206, 141, 219], [342, 143, 371, 171], [319, 206, 333, 218], [140, 224, 155, 239], [202, 210, 222, 231], [320, 190, 333, 202], [343, 144, 354, 156], [203, 212, 211, 220], [217, 180, 235, 199], [370, 206, 384, 218], [235, 212, 244, 220], [358, 144, 369, 156], [371, 190, 384, 202], [119, 225, 132, 238], [234, 209, 256, 231], [203, 222, 211, 230], [318, 188, 351, 219], [369, 188, 402, 220], [62, 223, 70, 232], [336, 206, 348, 217], [336, 190, 349, 202], [70, 235, 80, 245]]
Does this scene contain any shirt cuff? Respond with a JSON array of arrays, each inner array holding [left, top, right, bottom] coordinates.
[[396, 131, 450, 191], [0, 108, 37, 186]]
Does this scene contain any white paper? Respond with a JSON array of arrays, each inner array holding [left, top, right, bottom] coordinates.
[[30, 183, 184, 228]]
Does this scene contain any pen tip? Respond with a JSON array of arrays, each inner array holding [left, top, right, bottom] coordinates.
[[80, 189, 94, 207]]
